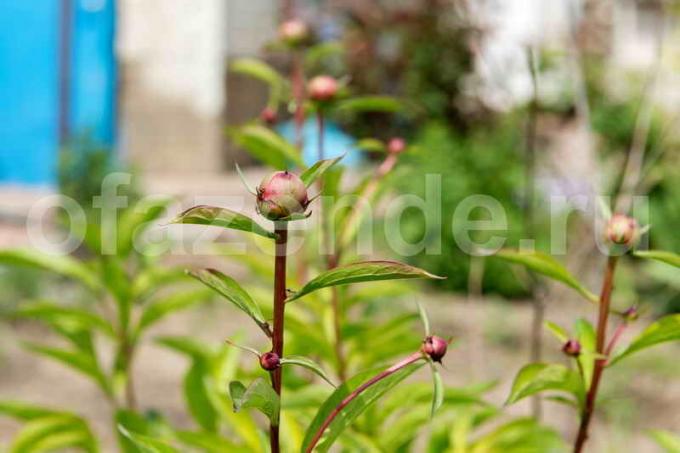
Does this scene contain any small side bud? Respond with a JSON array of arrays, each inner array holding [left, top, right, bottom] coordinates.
[[260, 106, 278, 125], [256, 171, 309, 221], [562, 339, 581, 357], [623, 306, 639, 322], [260, 352, 280, 371], [278, 19, 310, 47], [605, 214, 639, 247], [422, 336, 448, 363], [307, 75, 339, 102], [387, 137, 406, 154]]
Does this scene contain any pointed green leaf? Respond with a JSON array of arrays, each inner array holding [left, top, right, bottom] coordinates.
[[136, 288, 214, 335], [301, 360, 424, 453], [230, 58, 286, 105], [505, 363, 583, 406], [229, 124, 304, 169], [229, 379, 280, 425], [0, 402, 57, 421], [287, 261, 444, 302], [0, 249, 100, 291], [429, 362, 444, 417], [336, 96, 404, 114], [280, 356, 336, 387], [10, 414, 98, 453], [184, 361, 218, 432], [495, 250, 598, 303], [300, 155, 344, 188], [417, 302, 431, 336], [609, 314, 680, 366], [171, 205, 276, 240], [544, 321, 569, 343], [188, 269, 270, 336], [649, 430, 680, 453], [634, 250, 680, 268], [575, 319, 596, 386], [118, 425, 179, 453], [16, 302, 114, 338]]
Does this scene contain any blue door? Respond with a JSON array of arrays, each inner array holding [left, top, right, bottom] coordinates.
[[0, 0, 116, 187]]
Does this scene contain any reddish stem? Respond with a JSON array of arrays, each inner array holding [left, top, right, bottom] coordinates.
[[304, 352, 423, 453], [604, 322, 627, 361], [573, 256, 619, 453], [270, 224, 288, 453], [292, 52, 305, 150]]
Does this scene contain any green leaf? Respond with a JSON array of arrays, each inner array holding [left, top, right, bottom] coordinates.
[[609, 314, 680, 366], [649, 430, 680, 453], [156, 336, 211, 361], [16, 302, 114, 338], [301, 360, 424, 453], [188, 269, 270, 336], [175, 431, 248, 453], [287, 261, 444, 302], [0, 249, 100, 291], [229, 379, 280, 425], [230, 58, 286, 105], [300, 155, 344, 188], [336, 96, 404, 114], [575, 319, 596, 387], [505, 363, 583, 406], [0, 402, 56, 421], [430, 363, 444, 417], [118, 197, 171, 256], [544, 321, 569, 343], [171, 205, 277, 240], [131, 266, 190, 301], [136, 288, 214, 335], [304, 42, 344, 70], [184, 361, 218, 432], [280, 356, 336, 387], [634, 250, 680, 268], [417, 302, 431, 336], [118, 425, 179, 453], [494, 250, 598, 303], [229, 124, 304, 169], [10, 414, 98, 453], [354, 138, 386, 153]]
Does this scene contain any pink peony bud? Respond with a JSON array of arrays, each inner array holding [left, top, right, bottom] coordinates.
[[605, 214, 639, 246], [260, 352, 280, 371], [562, 339, 581, 357], [256, 171, 309, 221], [623, 306, 639, 322], [307, 75, 339, 102], [422, 336, 448, 363], [278, 19, 309, 47], [387, 137, 406, 154]]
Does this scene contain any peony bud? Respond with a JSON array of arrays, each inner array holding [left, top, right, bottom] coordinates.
[[307, 75, 339, 102], [387, 137, 406, 155], [260, 106, 278, 125], [256, 171, 309, 221], [422, 336, 448, 363], [605, 214, 639, 246], [623, 306, 639, 322], [562, 339, 581, 357], [260, 352, 280, 371], [278, 19, 310, 47]]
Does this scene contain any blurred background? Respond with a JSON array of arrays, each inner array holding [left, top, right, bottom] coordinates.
[[1, 0, 679, 451]]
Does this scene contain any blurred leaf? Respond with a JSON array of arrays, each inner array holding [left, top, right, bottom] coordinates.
[[229, 124, 303, 169], [469, 417, 566, 452], [575, 319, 596, 387], [280, 355, 336, 387], [185, 361, 218, 432], [156, 336, 212, 361], [634, 250, 680, 268], [287, 261, 444, 302], [118, 425, 179, 453], [609, 314, 680, 366], [175, 430, 248, 453], [505, 363, 583, 406], [0, 402, 56, 421], [355, 138, 386, 153], [131, 266, 190, 301], [336, 96, 404, 114], [9, 414, 98, 453], [229, 379, 280, 425], [100, 256, 132, 330], [649, 430, 680, 453], [304, 42, 344, 70], [494, 250, 598, 303], [429, 363, 444, 417], [230, 58, 286, 105], [301, 360, 424, 453], [188, 269, 270, 336], [171, 205, 276, 240], [16, 302, 114, 338], [544, 321, 569, 343], [136, 288, 214, 336], [417, 302, 431, 336], [300, 155, 344, 188], [118, 197, 170, 257], [0, 249, 100, 291]]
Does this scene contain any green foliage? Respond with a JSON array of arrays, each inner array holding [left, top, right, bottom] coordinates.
[[228, 124, 305, 169], [609, 314, 680, 366], [229, 379, 281, 424], [506, 363, 584, 407], [171, 205, 277, 240], [635, 250, 680, 268]]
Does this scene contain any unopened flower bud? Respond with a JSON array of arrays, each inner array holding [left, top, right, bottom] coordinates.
[[422, 336, 448, 363], [562, 339, 581, 357], [278, 19, 309, 47], [387, 137, 406, 154], [606, 214, 639, 246], [260, 106, 278, 125], [623, 306, 639, 322], [256, 171, 309, 221], [307, 75, 338, 102], [260, 352, 280, 371]]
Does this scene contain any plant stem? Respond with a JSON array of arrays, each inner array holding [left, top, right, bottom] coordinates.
[[304, 352, 423, 453], [270, 223, 288, 453], [293, 52, 305, 150], [573, 255, 619, 453]]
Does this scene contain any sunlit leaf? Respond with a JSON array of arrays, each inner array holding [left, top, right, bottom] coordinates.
[[230, 58, 287, 105], [9, 414, 98, 453], [336, 96, 404, 114], [287, 261, 444, 302], [0, 249, 100, 291], [300, 155, 344, 188], [188, 269, 270, 336], [136, 288, 214, 335], [229, 124, 304, 169], [649, 430, 680, 453], [634, 250, 680, 268], [609, 314, 680, 366], [575, 319, 596, 387], [280, 356, 336, 387], [171, 205, 276, 240], [469, 417, 566, 452], [175, 430, 249, 453], [429, 362, 444, 417], [494, 250, 598, 303], [229, 379, 280, 425], [184, 361, 218, 432], [544, 321, 569, 343], [505, 363, 583, 406], [118, 425, 179, 453]]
